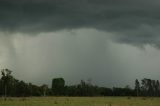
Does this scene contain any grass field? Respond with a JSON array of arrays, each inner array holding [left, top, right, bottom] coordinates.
[[0, 97, 160, 106]]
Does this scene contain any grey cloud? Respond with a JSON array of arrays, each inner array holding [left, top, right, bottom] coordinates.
[[111, 25, 160, 47], [1, 0, 160, 47]]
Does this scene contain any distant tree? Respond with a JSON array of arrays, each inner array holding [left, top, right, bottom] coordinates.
[[0, 79, 3, 95], [1, 69, 160, 98], [156, 80, 160, 96], [141, 78, 159, 97], [135, 79, 140, 97], [141, 78, 148, 96], [152, 80, 156, 96], [99, 87, 113, 96], [1, 69, 13, 99], [52, 78, 65, 96], [41, 84, 48, 96], [148, 79, 153, 96]]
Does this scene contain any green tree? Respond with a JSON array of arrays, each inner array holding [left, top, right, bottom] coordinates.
[[135, 79, 140, 96], [52, 78, 65, 96], [1, 69, 13, 99], [155, 80, 160, 96], [41, 84, 48, 96]]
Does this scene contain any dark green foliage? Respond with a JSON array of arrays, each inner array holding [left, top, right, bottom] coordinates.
[[41, 84, 48, 96], [99, 87, 113, 96], [0, 69, 49, 97], [113, 87, 134, 96], [52, 78, 65, 96], [0, 69, 160, 97], [140, 78, 160, 97], [135, 79, 140, 96], [1, 69, 13, 98]]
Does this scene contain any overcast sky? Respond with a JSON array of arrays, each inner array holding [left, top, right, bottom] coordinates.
[[0, 0, 160, 87]]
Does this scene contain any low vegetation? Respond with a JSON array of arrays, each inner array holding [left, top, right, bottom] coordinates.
[[0, 97, 160, 106]]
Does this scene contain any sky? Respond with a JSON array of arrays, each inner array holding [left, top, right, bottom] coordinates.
[[0, 0, 160, 87]]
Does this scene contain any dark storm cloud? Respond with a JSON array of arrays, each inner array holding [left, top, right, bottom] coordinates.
[[0, 0, 158, 31], [1, 0, 160, 46]]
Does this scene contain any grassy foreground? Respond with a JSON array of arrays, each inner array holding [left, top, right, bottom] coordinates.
[[0, 97, 160, 106]]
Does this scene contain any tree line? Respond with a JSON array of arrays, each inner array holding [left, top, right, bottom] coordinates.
[[0, 69, 160, 97]]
